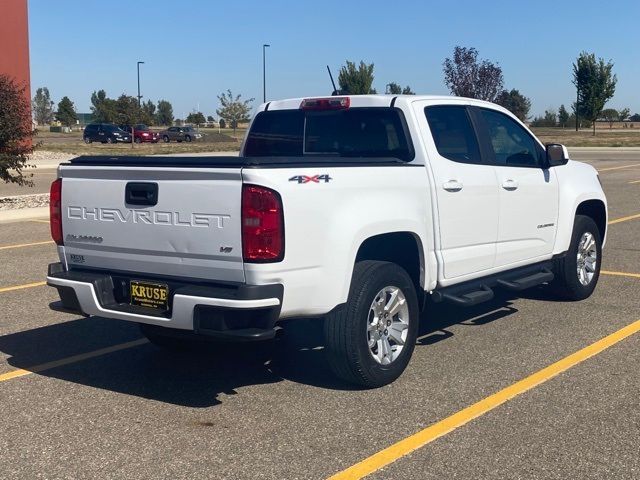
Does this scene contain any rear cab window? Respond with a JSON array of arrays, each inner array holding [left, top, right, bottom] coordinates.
[[244, 107, 414, 162], [424, 105, 482, 164]]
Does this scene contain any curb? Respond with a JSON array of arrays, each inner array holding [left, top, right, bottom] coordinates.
[[0, 207, 49, 223]]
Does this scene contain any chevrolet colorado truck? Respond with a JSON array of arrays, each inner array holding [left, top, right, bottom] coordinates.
[[47, 95, 607, 387]]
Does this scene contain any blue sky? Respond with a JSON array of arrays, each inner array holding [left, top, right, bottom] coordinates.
[[29, 0, 640, 119]]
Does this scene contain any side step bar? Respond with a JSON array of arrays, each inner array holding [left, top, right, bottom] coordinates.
[[441, 285, 493, 307], [496, 269, 554, 291], [432, 262, 556, 308]]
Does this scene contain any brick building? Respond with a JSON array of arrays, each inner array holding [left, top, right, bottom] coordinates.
[[0, 0, 31, 107]]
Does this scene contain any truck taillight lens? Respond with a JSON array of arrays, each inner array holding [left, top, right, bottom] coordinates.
[[50, 178, 63, 245], [241, 185, 284, 262]]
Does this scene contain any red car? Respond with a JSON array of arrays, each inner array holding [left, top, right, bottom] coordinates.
[[120, 124, 160, 143]]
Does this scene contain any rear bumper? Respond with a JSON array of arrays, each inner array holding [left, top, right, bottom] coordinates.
[[46, 263, 283, 341]]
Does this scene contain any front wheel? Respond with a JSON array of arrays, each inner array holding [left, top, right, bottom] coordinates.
[[324, 261, 419, 388], [163, 135, 170, 143], [184, 135, 192, 142], [551, 215, 602, 300], [83, 137, 92, 144]]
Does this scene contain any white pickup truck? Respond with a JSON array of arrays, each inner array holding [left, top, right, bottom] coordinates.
[[47, 95, 607, 387]]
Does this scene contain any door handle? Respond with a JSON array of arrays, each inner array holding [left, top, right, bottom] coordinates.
[[502, 179, 519, 191], [443, 180, 463, 192]]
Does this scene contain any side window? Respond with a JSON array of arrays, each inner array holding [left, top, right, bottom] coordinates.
[[479, 109, 541, 167], [425, 106, 482, 164]]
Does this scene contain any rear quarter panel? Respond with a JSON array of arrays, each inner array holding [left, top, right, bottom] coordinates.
[[242, 165, 434, 318]]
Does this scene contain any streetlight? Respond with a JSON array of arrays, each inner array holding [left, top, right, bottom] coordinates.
[[137, 61, 145, 107], [262, 44, 270, 103]]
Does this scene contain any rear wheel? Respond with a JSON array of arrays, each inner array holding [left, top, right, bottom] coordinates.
[[134, 137, 142, 144], [185, 135, 192, 142], [106, 137, 114, 144], [551, 215, 601, 300], [324, 261, 419, 388]]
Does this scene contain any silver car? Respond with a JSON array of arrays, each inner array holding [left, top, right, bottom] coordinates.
[[160, 126, 202, 143]]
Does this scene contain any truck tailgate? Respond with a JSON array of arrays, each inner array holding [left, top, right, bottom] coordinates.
[[59, 166, 244, 283]]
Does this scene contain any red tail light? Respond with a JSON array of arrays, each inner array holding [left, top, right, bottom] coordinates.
[[242, 185, 284, 262], [50, 178, 63, 245], [300, 97, 350, 110]]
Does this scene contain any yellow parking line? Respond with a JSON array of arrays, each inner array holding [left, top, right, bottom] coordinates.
[[0, 281, 46, 293], [328, 318, 640, 480], [601, 270, 640, 279], [27, 219, 50, 224], [598, 163, 640, 172], [608, 213, 640, 225], [0, 338, 149, 384], [0, 240, 54, 251], [629, 180, 640, 184]]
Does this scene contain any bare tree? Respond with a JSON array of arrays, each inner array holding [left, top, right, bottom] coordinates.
[[443, 46, 503, 102]]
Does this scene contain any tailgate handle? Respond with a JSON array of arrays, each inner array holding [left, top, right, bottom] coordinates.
[[125, 182, 158, 206]]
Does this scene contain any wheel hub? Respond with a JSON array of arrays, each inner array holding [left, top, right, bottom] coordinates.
[[367, 286, 410, 365], [576, 231, 597, 286]]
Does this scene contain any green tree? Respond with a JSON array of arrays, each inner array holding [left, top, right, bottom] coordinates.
[[495, 89, 531, 121], [601, 108, 618, 128], [55, 96, 77, 127], [141, 99, 156, 125], [207, 115, 215, 122], [114, 94, 141, 126], [618, 108, 630, 122], [216, 90, 254, 133], [558, 104, 570, 128], [338, 60, 376, 94], [573, 52, 617, 135], [385, 82, 415, 95], [0, 75, 36, 186], [90, 90, 117, 123], [219, 119, 226, 129], [32, 87, 54, 125], [443, 46, 503, 102], [186, 112, 206, 126], [155, 99, 174, 126]]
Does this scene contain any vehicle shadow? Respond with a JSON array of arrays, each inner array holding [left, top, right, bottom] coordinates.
[[0, 288, 536, 407]]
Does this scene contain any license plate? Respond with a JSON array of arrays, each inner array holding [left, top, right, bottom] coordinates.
[[130, 280, 169, 311]]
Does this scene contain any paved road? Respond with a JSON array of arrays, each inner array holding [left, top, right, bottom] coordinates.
[[0, 154, 638, 479]]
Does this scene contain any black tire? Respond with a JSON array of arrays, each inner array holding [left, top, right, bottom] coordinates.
[[184, 135, 192, 142], [84, 137, 92, 144], [551, 215, 602, 300], [106, 137, 114, 144], [163, 135, 170, 143], [134, 137, 142, 144], [324, 260, 419, 388]]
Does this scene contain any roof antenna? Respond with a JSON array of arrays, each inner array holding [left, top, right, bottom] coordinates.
[[327, 65, 340, 96]]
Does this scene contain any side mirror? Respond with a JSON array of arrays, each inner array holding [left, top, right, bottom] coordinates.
[[545, 143, 569, 167]]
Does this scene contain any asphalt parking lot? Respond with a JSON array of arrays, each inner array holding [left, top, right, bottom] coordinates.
[[0, 150, 638, 479]]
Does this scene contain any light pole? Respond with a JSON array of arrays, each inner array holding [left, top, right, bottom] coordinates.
[[137, 61, 145, 107], [262, 44, 270, 103]]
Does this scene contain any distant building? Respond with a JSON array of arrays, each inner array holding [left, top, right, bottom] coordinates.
[[76, 113, 95, 126], [0, 0, 30, 108]]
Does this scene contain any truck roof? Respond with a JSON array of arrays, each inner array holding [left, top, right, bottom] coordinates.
[[262, 94, 501, 111]]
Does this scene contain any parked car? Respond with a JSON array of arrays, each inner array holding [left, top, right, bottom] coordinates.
[[83, 124, 131, 144], [159, 126, 202, 143], [119, 124, 160, 144], [48, 95, 607, 388]]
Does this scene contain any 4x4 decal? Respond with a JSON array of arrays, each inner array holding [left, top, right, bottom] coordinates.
[[289, 174, 332, 184]]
